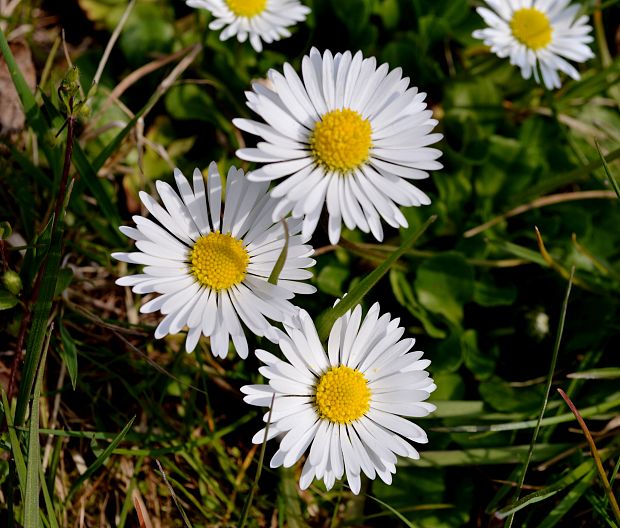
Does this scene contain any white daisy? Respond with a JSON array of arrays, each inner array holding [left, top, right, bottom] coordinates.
[[241, 303, 436, 494], [472, 0, 594, 89], [186, 0, 310, 53], [234, 48, 443, 244], [112, 163, 316, 358]]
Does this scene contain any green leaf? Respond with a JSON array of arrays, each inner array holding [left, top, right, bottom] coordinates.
[[315, 215, 437, 341], [462, 330, 496, 379], [53, 268, 73, 297], [67, 416, 135, 501], [119, 8, 173, 66], [317, 265, 349, 297], [389, 269, 447, 339], [538, 469, 597, 528], [414, 252, 474, 324], [479, 377, 545, 413], [473, 274, 517, 307], [0, 289, 19, 310], [59, 324, 79, 390], [332, 0, 372, 35], [1, 389, 27, 493], [24, 328, 51, 528]]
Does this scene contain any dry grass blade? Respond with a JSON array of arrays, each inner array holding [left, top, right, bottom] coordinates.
[[464, 191, 618, 238], [557, 388, 620, 525]]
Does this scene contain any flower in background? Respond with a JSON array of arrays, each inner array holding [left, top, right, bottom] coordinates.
[[186, 0, 310, 52], [112, 164, 315, 358], [242, 303, 436, 494], [235, 48, 442, 244], [473, 0, 594, 89]]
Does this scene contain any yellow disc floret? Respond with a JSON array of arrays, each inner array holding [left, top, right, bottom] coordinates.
[[189, 231, 249, 291], [510, 8, 552, 50], [310, 109, 372, 173], [315, 365, 371, 424], [226, 0, 267, 18]]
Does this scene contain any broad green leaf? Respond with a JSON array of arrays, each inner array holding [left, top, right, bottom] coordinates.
[[389, 269, 447, 339], [317, 265, 349, 297], [473, 274, 517, 307], [53, 268, 73, 297], [462, 330, 496, 379], [479, 377, 545, 413], [414, 252, 474, 324]]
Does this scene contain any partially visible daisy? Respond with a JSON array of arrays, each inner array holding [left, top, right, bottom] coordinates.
[[186, 0, 310, 52], [112, 163, 316, 358], [234, 48, 443, 244], [241, 303, 436, 494], [472, 0, 594, 89]]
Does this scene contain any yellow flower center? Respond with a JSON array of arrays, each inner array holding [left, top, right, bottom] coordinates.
[[510, 8, 552, 50], [226, 0, 267, 18], [189, 231, 249, 291], [310, 109, 372, 173], [314, 366, 371, 424]]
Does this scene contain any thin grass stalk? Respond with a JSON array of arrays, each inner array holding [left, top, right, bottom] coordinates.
[[557, 389, 620, 525], [503, 266, 574, 527], [11, 111, 75, 424], [239, 393, 276, 528]]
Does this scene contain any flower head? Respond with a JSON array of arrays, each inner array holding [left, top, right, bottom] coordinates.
[[112, 164, 316, 358], [241, 303, 436, 493], [473, 0, 594, 89], [234, 48, 443, 244], [186, 0, 310, 52]]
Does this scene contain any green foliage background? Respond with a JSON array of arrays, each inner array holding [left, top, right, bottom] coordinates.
[[1, 0, 620, 526]]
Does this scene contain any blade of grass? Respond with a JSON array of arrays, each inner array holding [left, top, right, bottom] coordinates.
[[538, 469, 597, 528], [596, 140, 620, 199], [268, 220, 289, 285], [239, 393, 276, 528], [155, 459, 193, 528], [400, 443, 573, 467], [2, 389, 27, 492], [557, 388, 620, 525], [39, 463, 60, 528], [91, 44, 201, 172], [66, 416, 135, 502], [0, 28, 62, 177], [316, 215, 437, 340], [432, 393, 620, 433], [496, 458, 602, 519], [24, 325, 52, 528], [364, 493, 419, 528], [503, 267, 575, 527]]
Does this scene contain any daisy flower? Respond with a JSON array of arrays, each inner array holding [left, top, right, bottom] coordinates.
[[112, 163, 316, 358], [241, 303, 436, 494], [472, 0, 594, 89], [234, 48, 443, 244], [186, 0, 310, 53]]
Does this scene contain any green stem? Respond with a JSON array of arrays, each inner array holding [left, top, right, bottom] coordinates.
[[504, 267, 574, 527]]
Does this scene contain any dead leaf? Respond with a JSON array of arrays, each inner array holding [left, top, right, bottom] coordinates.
[[0, 38, 36, 135]]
